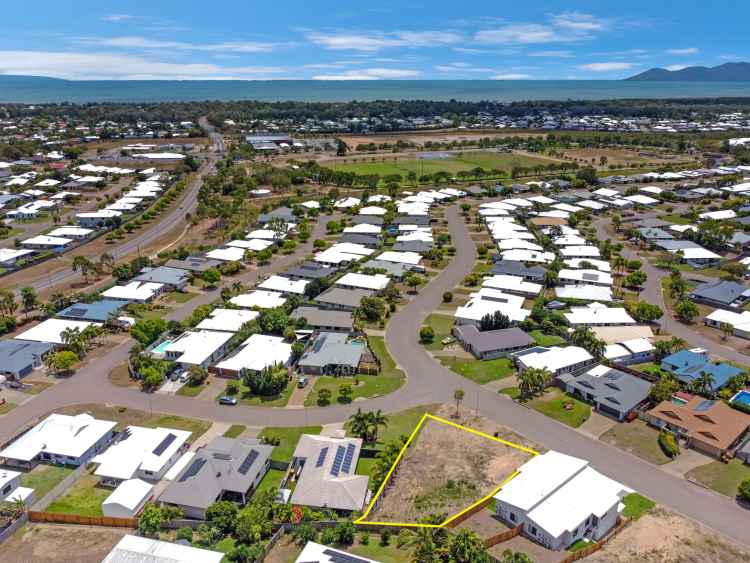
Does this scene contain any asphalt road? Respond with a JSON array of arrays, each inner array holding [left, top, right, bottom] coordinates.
[[19, 117, 221, 293], [1, 204, 749, 545]]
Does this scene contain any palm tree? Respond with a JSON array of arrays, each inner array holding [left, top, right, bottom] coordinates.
[[696, 371, 715, 397], [454, 388, 465, 418], [518, 368, 551, 400]]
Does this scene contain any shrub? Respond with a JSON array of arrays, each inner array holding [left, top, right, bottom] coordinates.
[[359, 532, 370, 545], [419, 326, 435, 343], [739, 478, 750, 503], [442, 291, 453, 303], [176, 527, 193, 542], [658, 430, 680, 458], [334, 521, 355, 545], [379, 529, 391, 547], [320, 527, 337, 546]]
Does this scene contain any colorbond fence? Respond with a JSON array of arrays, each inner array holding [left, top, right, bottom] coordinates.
[[27, 511, 137, 528]]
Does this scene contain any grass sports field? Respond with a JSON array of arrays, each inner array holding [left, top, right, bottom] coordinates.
[[331, 151, 557, 179]]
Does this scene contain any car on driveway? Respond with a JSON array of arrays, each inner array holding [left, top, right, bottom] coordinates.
[[219, 396, 237, 406]]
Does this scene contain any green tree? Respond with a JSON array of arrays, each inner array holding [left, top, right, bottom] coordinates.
[[448, 529, 490, 563], [650, 372, 680, 402], [138, 503, 163, 537], [339, 383, 353, 404], [317, 387, 332, 406], [347, 408, 388, 444], [623, 269, 647, 288], [454, 388, 465, 417], [630, 302, 663, 323], [518, 367, 551, 401], [258, 308, 290, 335], [202, 267, 221, 287], [20, 286, 38, 319], [244, 364, 288, 396], [738, 478, 750, 503], [206, 500, 239, 535], [419, 326, 435, 343], [500, 550, 534, 563], [44, 350, 79, 375], [334, 521, 356, 545], [675, 298, 699, 323], [357, 296, 386, 323]]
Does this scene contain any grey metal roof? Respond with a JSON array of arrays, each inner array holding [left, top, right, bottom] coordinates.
[[159, 437, 272, 511], [350, 215, 384, 226], [391, 215, 430, 226], [392, 240, 432, 252], [634, 218, 672, 229], [315, 287, 374, 309], [57, 300, 125, 322], [559, 367, 652, 414], [165, 257, 222, 273], [284, 261, 338, 280], [258, 206, 296, 224], [636, 227, 674, 240], [297, 332, 363, 369], [0, 339, 54, 377], [361, 259, 411, 278], [338, 233, 381, 247], [134, 266, 190, 287], [454, 325, 533, 355], [291, 307, 353, 330], [653, 239, 701, 251], [490, 260, 546, 281], [690, 280, 749, 306]]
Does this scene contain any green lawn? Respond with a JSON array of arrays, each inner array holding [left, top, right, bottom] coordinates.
[[165, 292, 197, 304], [176, 382, 205, 397], [568, 539, 592, 552], [222, 378, 295, 407], [255, 468, 286, 496], [0, 401, 17, 415], [528, 389, 591, 428], [144, 414, 211, 444], [438, 356, 514, 384], [686, 459, 750, 497], [632, 362, 671, 380], [599, 419, 672, 465], [499, 386, 521, 400], [46, 472, 109, 517], [355, 456, 378, 479], [658, 213, 691, 225], [472, 261, 493, 275], [349, 539, 414, 563], [259, 426, 322, 463], [621, 493, 656, 520], [20, 465, 73, 499], [529, 330, 565, 347], [420, 314, 455, 350], [223, 425, 246, 438], [367, 405, 436, 449]]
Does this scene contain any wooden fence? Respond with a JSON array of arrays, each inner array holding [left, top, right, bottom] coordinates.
[[445, 496, 494, 528], [484, 524, 523, 548], [28, 511, 137, 528], [557, 518, 630, 563]]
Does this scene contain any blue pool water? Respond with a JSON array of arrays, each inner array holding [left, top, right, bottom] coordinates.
[[153, 340, 173, 354], [732, 390, 750, 407]]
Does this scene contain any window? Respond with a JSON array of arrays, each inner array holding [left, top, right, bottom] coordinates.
[[2, 485, 10, 495], [509, 512, 516, 522], [573, 527, 578, 536], [530, 526, 537, 536]]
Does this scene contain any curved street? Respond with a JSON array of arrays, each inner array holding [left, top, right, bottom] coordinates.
[[0, 205, 748, 545]]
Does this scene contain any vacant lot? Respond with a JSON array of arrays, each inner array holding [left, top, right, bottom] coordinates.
[[589, 506, 750, 563], [599, 419, 672, 465], [340, 130, 545, 148], [1, 523, 128, 563], [370, 410, 535, 524], [559, 147, 688, 169]]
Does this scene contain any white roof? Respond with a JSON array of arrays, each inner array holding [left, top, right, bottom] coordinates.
[[551, 203, 584, 213], [375, 251, 422, 266], [669, 224, 698, 234], [93, 426, 191, 481], [47, 226, 93, 238], [17, 318, 97, 345], [0, 248, 34, 263], [559, 246, 601, 258], [230, 290, 287, 309], [21, 235, 73, 247], [258, 275, 309, 295], [500, 249, 555, 264], [334, 197, 361, 208], [625, 194, 659, 205], [205, 247, 246, 262], [670, 247, 721, 260], [497, 239, 543, 252], [103, 535, 223, 563], [577, 199, 606, 211], [455, 290, 530, 323], [592, 188, 619, 198], [102, 479, 153, 513], [0, 413, 116, 462], [519, 346, 593, 372], [139, 152, 187, 160], [295, 542, 380, 563], [226, 238, 272, 252], [329, 242, 374, 256], [216, 333, 292, 373], [699, 209, 736, 221], [336, 272, 390, 291], [706, 308, 750, 330], [482, 275, 542, 296], [101, 281, 164, 302], [563, 258, 611, 272], [164, 330, 234, 366], [552, 235, 587, 246], [359, 206, 386, 216], [77, 210, 122, 219], [196, 309, 259, 332], [564, 306, 635, 326], [247, 228, 287, 241], [344, 223, 382, 234], [164, 451, 195, 481], [558, 269, 613, 286], [556, 285, 613, 302]]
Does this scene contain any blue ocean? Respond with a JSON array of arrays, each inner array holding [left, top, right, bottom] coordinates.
[[1, 78, 750, 103]]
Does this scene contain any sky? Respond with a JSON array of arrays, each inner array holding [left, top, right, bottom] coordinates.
[[1, 1, 748, 81]]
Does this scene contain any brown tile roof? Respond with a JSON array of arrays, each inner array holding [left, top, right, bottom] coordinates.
[[649, 396, 750, 451]]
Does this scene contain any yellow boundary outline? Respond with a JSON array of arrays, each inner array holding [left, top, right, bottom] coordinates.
[[355, 413, 539, 528]]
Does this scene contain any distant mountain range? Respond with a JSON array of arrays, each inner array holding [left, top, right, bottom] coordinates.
[[626, 62, 750, 81]]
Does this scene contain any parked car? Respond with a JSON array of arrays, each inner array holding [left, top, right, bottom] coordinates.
[[297, 376, 308, 388], [219, 396, 237, 406], [178, 371, 190, 383]]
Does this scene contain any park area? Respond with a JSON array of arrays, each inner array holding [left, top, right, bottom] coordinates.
[[365, 409, 536, 525]]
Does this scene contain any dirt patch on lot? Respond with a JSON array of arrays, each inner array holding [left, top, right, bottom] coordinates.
[[370, 406, 536, 524], [589, 507, 750, 563], [339, 130, 545, 148], [0, 523, 128, 563]]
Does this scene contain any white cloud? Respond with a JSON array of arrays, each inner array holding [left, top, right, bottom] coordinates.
[[552, 12, 608, 32], [528, 50, 574, 58], [0, 50, 288, 80], [80, 36, 282, 53], [101, 14, 134, 23], [476, 12, 608, 45], [665, 64, 690, 71], [666, 47, 699, 55], [490, 73, 532, 80], [306, 30, 461, 51], [435, 62, 493, 73], [577, 62, 634, 71], [312, 67, 421, 80]]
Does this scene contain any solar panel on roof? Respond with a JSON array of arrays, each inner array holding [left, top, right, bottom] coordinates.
[[152, 433, 177, 456], [179, 458, 206, 482], [695, 399, 715, 412], [330, 445, 345, 476], [316, 446, 329, 468], [322, 550, 371, 563], [238, 450, 259, 475], [582, 273, 598, 281], [65, 307, 86, 318], [341, 443, 356, 474]]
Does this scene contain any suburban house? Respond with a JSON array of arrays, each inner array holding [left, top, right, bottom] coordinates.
[[646, 395, 750, 458], [315, 287, 374, 312], [101, 281, 166, 303], [660, 349, 743, 391], [705, 308, 750, 339], [102, 535, 223, 563], [690, 280, 750, 310], [454, 289, 531, 327], [0, 413, 116, 469], [291, 306, 354, 332], [195, 309, 259, 333], [482, 275, 542, 297], [289, 434, 369, 513], [603, 338, 654, 364], [161, 330, 234, 369], [564, 306, 636, 327], [559, 365, 652, 421], [284, 261, 338, 281], [515, 346, 596, 377], [134, 266, 190, 291], [297, 332, 369, 376], [213, 333, 292, 378], [15, 318, 98, 346], [0, 468, 34, 506], [494, 451, 630, 550], [75, 209, 122, 228], [0, 339, 53, 379], [453, 325, 534, 360], [159, 437, 273, 519], [164, 256, 222, 274], [92, 426, 191, 486], [490, 260, 546, 283], [102, 478, 154, 518], [335, 272, 390, 292], [230, 290, 287, 310], [258, 275, 309, 296], [295, 542, 381, 563], [57, 300, 125, 323]]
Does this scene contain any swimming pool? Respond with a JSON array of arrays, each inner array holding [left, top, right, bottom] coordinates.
[[731, 390, 750, 407], [153, 340, 173, 354]]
